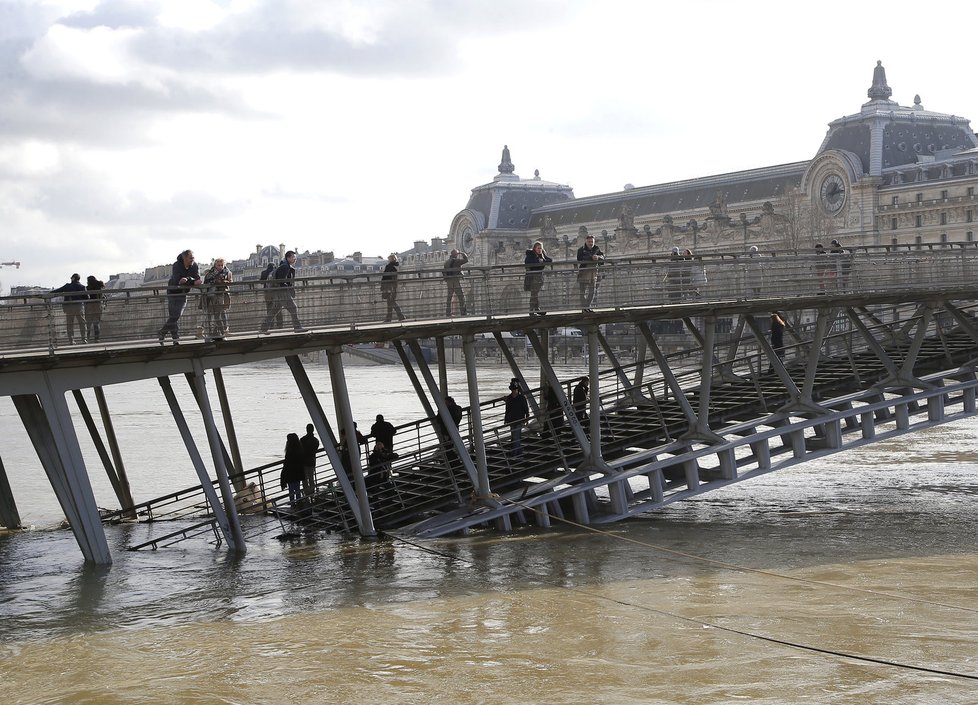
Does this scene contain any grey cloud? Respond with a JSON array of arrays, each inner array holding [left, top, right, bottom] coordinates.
[[10, 167, 248, 227]]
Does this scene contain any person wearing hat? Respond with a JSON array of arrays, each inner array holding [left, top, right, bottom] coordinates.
[[259, 250, 307, 334], [576, 232, 605, 310], [503, 381, 529, 457], [381, 253, 405, 322], [51, 272, 88, 344]]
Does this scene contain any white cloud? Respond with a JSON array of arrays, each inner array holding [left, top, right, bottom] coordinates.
[[1, 0, 977, 293]]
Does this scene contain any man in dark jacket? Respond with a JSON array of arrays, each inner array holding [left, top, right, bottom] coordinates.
[[503, 382, 529, 457], [576, 233, 604, 310], [259, 251, 306, 334], [572, 376, 589, 423], [443, 249, 468, 316], [299, 423, 320, 498], [259, 262, 283, 329], [52, 273, 88, 344], [370, 414, 396, 451], [158, 250, 201, 343]]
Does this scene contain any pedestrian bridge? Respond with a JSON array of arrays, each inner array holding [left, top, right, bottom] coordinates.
[[3, 245, 978, 564]]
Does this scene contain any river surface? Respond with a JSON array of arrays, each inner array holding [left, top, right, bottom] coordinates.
[[2, 360, 978, 704]]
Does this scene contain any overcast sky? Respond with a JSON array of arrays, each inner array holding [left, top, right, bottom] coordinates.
[[1, 0, 976, 292]]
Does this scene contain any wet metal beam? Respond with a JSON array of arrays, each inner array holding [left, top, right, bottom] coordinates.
[[36, 381, 112, 565], [158, 376, 237, 549], [326, 347, 377, 537], [405, 338, 480, 489], [71, 389, 135, 518], [636, 321, 698, 427], [189, 360, 245, 553], [285, 355, 364, 529], [93, 387, 136, 520], [0, 455, 22, 529], [213, 368, 245, 492], [461, 334, 491, 499]]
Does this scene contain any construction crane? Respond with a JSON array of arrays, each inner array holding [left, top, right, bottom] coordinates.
[[1, 261, 22, 296]]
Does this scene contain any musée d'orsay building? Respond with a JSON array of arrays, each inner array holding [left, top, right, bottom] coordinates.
[[442, 62, 978, 269]]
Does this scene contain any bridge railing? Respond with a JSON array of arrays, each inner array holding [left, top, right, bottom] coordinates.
[[2, 247, 978, 353]]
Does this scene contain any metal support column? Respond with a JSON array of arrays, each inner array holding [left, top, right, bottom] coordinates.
[[189, 360, 245, 553], [436, 337, 448, 396], [213, 368, 246, 492], [0, 455, 22, 529], [285, 355, 364, 529], [461, 334, 491, 500], [524, 331, 590, 454], [326, 347, 377, 537], [744, 314, 800, 397], [158, 376, 237, 550], [688, 316, 718, 440], [636, 321, 698, 431], [93, 387, 136, 519], [71, 389, 136, 519], [404, 339, 481, 488], [29, 381, 112, 565]]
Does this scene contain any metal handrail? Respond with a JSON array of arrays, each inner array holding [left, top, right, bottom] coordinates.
[[3, 247, 978, 354]]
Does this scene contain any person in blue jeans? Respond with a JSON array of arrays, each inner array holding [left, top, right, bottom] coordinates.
[[158, 250, 200, 344]]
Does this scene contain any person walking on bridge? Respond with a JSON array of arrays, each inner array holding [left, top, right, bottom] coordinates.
[[381, 254, 405, 322], [51, 273, 88, 344], [259, 251, 306, 334], [260, 262, 283, 329], [576, 232, 604, 310], [444, 249, 468, 316], [158, 250, 201, 344]]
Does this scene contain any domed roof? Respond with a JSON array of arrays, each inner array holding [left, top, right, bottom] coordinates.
[[257, 245, 281, 262], [816, 61, 978, 175], [463, 146, 575, 230]]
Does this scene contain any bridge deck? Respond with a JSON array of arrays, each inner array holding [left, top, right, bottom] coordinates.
[[123, 301, 978, 549]]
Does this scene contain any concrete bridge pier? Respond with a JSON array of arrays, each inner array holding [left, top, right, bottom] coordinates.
[[14, 390, 112, 565], [0, 455, 22, 529]]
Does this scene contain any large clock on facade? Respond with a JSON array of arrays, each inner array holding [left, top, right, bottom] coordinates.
[[461, 228, 474, 252], [819, 173, 847, 213]]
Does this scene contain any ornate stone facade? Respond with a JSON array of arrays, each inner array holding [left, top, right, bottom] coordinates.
[[449, 62, 978, 265]]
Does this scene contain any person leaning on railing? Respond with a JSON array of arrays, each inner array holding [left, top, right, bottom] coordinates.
[[158, 249, 201, 344], [51, 273, 88, 345], [523, 241, 553, 315]]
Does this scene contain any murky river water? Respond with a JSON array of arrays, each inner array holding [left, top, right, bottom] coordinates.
[[2, 361, 978, 703]]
